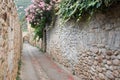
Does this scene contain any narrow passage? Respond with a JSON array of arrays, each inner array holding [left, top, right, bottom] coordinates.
[[20, 43, 80, 80]]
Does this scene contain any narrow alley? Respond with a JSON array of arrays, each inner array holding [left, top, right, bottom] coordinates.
[[0, 0, 120, 80], [20, 43, 80, 80]]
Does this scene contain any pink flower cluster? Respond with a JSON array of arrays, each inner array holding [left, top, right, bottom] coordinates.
[[25, 0, 59, 23]]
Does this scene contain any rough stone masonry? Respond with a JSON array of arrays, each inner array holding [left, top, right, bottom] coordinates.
[[46, 4, 120, 80], [0, 0, 22, 80]]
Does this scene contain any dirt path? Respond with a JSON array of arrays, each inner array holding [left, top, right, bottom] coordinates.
[[20, 43, 80, 80]]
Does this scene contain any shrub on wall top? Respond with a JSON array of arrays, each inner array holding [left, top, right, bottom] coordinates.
[[58, 0, 119, 21]]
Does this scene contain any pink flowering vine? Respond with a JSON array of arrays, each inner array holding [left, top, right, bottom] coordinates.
[[25, 0, 59, 23], [25, 0, 60, 39]]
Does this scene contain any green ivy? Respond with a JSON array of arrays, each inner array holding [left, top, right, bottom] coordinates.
[[58, 0, 119, 21], [30, 10, 52, 40], [31, 17, 45, 39]]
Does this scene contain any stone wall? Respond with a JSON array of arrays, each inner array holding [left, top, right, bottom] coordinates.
[[0, 0, 22, 80], [46, 5, 120, 80]]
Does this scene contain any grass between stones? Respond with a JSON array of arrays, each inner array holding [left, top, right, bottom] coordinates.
[[16, 59, 22, 80]]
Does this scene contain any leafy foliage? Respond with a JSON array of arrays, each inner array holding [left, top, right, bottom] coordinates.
[[58, 0, 119, 21], [25, 0, 118, 39], [25, 0, 59, 39]]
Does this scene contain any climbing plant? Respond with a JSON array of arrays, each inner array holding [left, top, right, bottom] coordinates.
[[25, 0, 119, 39], [58, 0, 119, 21], [25, 0, 59, 39]]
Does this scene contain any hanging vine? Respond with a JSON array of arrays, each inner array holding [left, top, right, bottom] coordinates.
[[58, 0, 119, 21]]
